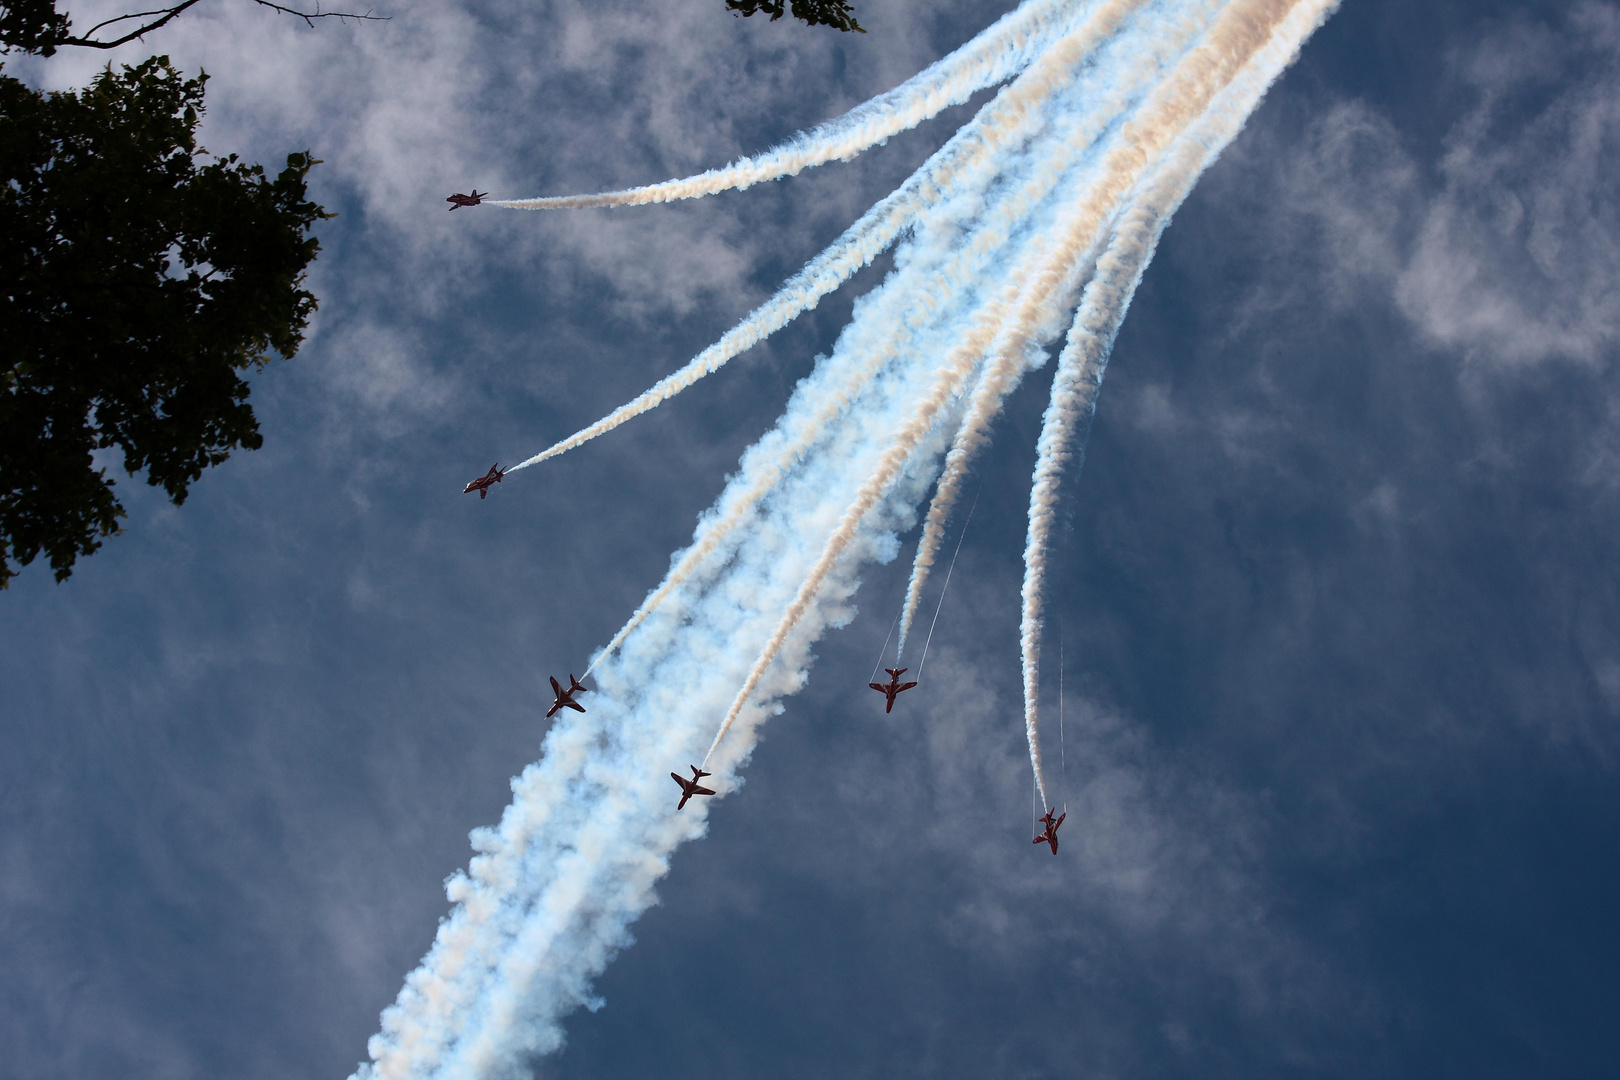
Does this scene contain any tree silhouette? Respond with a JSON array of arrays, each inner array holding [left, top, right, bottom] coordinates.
[[1, 58, 326, 587]]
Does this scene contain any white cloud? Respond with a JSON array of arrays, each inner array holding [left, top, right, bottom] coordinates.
[[1227, 3, 1620, 369]]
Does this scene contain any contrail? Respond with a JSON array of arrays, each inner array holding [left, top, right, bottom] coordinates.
[[1018, 0, 1343, 803], [356, 2, 1344, 1077], [493, 0, 1084, 211], [506, 0, 1164, 476], [914, 487, 978, 682]]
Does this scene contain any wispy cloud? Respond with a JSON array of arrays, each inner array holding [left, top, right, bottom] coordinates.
[[1217, 2, 1620, 368]]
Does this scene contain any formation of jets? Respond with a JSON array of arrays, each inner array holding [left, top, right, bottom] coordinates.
[[452, 339, 1058, 842], [463, 463, 506, 498], [524, 662, 1063, 847], [520, 660, 1064, 846], [524, 652, 1059, 843], [869, 667, 918, 713], [446, 189, 488, 210]]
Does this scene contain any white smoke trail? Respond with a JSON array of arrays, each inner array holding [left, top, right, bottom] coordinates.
[[355, 2, 1343, 1077], [577, 0, 1221, 673], [894, 0, 1231, 656], [1018, 0, 1343, 802], [507, 0, 1165, 476], [927, 0, 1318, 802], [411, 33, 1172, 1055], [363, 280, 963, 1080], [493, 0, 1083, 211], [704, 0, 1282, 773]]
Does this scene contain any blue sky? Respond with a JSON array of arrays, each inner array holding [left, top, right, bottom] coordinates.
[[3, 0, 1619, 1077]]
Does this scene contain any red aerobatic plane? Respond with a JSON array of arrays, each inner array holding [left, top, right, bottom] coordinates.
[[1033, 807, 1066, 854], [670, 765, 716, 810], [546, 674, 589, 718], [463, 464, 506, 499], [869, 667, 919, 713], [446, 189, 488, 210]]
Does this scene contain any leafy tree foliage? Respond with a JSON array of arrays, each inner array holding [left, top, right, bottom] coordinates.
[[0, 57, 326, 587], [0, 0, 71, 55], [727, 0, 865, 34]]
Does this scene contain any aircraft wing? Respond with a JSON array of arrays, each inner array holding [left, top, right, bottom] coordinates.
[[692, 784, 715, 797], [868, 683, 886, 693], [898, 682, 918, 693], [565, 701, 585, 713]]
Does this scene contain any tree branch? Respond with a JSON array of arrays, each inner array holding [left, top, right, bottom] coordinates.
[[55, 0, 384, 51], [247, 0, 384, 30], [59, 0, 208, 50]]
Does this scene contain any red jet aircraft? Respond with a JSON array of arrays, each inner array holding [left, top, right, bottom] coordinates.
[[446, 189, 488, 210], [463, 464, 505, 499], [869, 667, 919, 713], [1033, 807, 1066, 854], [670, 765, 716, 810], [546, 674, 589, 718]]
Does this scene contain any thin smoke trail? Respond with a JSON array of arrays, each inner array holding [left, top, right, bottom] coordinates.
[[1018, 0, 1343, 800], [915, 487, 978, 682], [508, 0, 1166, 476], [869, 600, 903, 685], [493, 0, 1085, 211], [355, 2, 1343, 1076], [897, 339, 1029, 655], [1058, 627, 1066, 810]]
